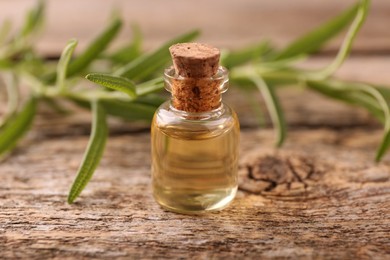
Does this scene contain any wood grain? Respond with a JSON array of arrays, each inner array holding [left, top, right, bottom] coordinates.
[[1, 128, 389, 259]]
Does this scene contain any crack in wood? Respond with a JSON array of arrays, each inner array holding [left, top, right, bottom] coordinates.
[[239, 154, 324, 195]]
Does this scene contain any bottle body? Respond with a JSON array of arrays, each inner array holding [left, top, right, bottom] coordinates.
[[151, 101, 239, 213]]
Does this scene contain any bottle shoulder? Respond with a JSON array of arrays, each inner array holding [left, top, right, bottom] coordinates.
[[152, 101, 239, 139]]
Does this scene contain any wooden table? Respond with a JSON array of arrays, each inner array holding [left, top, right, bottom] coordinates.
[[1, 0, 389, 259]]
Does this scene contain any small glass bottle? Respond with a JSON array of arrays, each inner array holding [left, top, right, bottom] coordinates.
[[151, 43, 239, 214]]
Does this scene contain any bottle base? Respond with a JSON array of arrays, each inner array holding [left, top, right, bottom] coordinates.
[[153, 187, 237, 214]]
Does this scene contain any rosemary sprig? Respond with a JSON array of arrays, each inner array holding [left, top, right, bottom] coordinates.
[[0, 0, 384, 204], [0, 97, 37, 156], [250, 75, 286, 147], [85, 73, 137, 98], [0, 73, 19, 128], [272, 2, 360, 61], [68, 100, 108, 204], [56, 39, 78, 93]]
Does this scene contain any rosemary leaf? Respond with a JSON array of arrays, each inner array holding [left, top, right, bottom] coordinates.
[[100, 99, 156, 121], [109, 24, 142, 64], [307, 80, 384, 123], [231, 67, 299, 90], [0, 97, 37, 156], [0, 73, 20, 128], [135, 94, 165, 107], [114, 30, 200, 81], [229, 75, 258, 91], [0, 2, 44, 61], [307, 79, 390, 161], [68, 100, 108, 204], [242, 90, 266, 127], [352, 83, 390, 161], [56, 39, 78, 93], [20, 0, 45, 38], [273, 2, 359, 60], [44, 18, 122, 83], [86, 73, 136, 98], [377, 86, 390, 100], [251, 75, 287, 146], [70, 97, 157, 121], [312, 0, 370, 79], [376, 131, 390, 162], [221, 41, 273, 68], [67, 18, 122, 77], [135, 77, 164, 96], [260, 69, 300, 86]]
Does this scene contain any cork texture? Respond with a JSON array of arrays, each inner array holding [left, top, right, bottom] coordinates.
[[169, 43, 222, 113], [171, 78, 222, 113], [169, 43, 220, 78]]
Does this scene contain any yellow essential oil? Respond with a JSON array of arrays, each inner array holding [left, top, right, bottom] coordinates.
[[152, 103, 239, 213], [151, 43, 240, 214]]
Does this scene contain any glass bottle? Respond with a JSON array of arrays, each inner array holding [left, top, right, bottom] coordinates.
[[151, 43, 239, 214]]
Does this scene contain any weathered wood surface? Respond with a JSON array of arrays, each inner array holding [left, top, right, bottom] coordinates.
[[1, 127, 389, 259], [1, 0, 390, 259]]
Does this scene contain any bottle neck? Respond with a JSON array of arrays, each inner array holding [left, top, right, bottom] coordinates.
[[164, 66, 229, 113], [168, 101, 225, 120]]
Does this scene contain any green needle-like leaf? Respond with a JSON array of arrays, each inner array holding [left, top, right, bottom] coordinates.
[[114, 30, 199, 81], [109, 24, 142, 64], [242, 90, 266, 127], [56, 39, 78, 93], [67, 19, 122, 77], [221, 41, 273, 68], [0, 1, 44, 60], [0, 97, 37, 156], [251, 76, 286, 146], [135, 94, 166, 107], [44, 18, 122, 83], [377, 86, 390, 101], [273, 3, 360, 60], [231, 67, 300, 89], [307, 79, 390, 162], [0, 73, 20, 128], [307, 80, 384, 123], [135, 77, 164, 96], [101, 100, 156, 121], [68, 100, 108, 204], [312, 0, 370, 79], [86, 73, 136, 98], [376, 131, 390, 162], [20, 0, 45, 37], [69, 97, 157, 121]]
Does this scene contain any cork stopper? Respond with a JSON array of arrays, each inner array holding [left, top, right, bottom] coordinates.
[[168, 43, 223, 113], [169, 43, 220, 78]]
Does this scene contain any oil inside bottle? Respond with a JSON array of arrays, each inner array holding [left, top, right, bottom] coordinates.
[[151, 111, 239, 214]]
